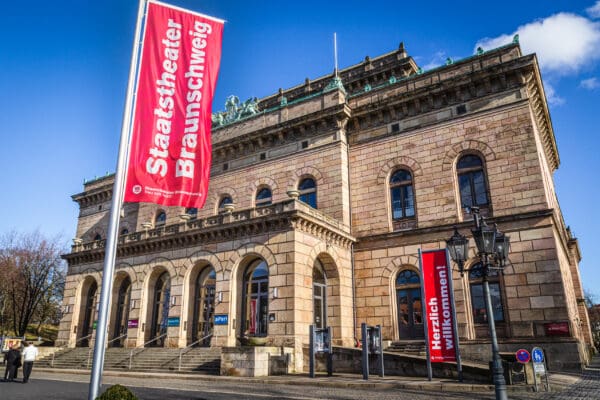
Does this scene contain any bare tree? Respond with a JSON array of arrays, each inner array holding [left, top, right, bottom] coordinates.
[[0, 231, 66, 337]]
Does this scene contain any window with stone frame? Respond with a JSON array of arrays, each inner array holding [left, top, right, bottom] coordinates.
[[185, 207, 198, 218], [218, 195, 233, 210], [255, 187, 272, 207], [457, 154, 490, 215], [298, 177, 317, 208], [155, 210, 167, 226], [468, 263, 505, 324], [389, 169, 417, 230]]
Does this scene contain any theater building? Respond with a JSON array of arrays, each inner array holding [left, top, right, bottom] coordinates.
[[57, 40, 594, 371]]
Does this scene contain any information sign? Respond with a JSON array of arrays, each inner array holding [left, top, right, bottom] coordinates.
[[167, 317, 180, 327], [127, 319, 139, 329], [214, 314, 228, 325]]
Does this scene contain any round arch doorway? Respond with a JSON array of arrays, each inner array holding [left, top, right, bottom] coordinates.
[[149, 271, 171, 347], [396, 269, 424, 340], [192, 266, 216, 346]]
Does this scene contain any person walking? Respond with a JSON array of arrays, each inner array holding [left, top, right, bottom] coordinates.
[[21, 341, 38, 383], [3, 344, 21, 382]]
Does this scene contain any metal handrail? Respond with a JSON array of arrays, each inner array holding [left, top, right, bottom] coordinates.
[[51, 334, 93, 367], [106, 333, 127, 346], [128, 333, 167, 370], [178, 333, 213, 371]]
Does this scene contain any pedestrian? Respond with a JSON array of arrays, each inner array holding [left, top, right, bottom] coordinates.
[[3, 344, 21, 382], [21, 341, 38, 383]]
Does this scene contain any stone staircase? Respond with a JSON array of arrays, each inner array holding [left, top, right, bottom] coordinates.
[[386, 340, 427, 356], [37, 347, 221, 375]]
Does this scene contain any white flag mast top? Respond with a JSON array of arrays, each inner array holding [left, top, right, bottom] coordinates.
[[88, 1, 224, 399]]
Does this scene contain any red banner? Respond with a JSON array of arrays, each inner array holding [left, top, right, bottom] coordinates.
[[421, 249, 457, 363], [124, 1, 223, 208]]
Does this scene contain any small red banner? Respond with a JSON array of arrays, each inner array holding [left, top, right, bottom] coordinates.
[[544, 322, 570, 336], [421, 249, 457, 363], [125, 1, 224, 208]]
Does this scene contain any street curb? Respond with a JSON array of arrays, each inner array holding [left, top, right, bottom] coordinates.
[[35, 368, 539, 393]]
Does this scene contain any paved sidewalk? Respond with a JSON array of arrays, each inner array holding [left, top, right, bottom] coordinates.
[[538, 356, 600, 399]]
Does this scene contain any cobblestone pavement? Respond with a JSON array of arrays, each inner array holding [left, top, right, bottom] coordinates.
[[538, 357, 600, 400]]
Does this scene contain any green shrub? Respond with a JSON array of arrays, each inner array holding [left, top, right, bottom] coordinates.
[[96, 384, 138, 400]]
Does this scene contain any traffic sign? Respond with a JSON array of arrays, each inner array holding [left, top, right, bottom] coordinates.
[[532, 347, 544, 364], [516, 348, 531, 364]]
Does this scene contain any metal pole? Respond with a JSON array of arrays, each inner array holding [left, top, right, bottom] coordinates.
[[88, 1, 147, 399], [482, 262, 508, 400], [309, 325, 315, 378], [376, 325, 384, 377], [418, 249, 433, 381], [361, 323, 368, 380], [326, 326, 333, 376]]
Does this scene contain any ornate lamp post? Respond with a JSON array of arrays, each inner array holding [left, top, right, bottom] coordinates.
[[446, 207, 510, 400]]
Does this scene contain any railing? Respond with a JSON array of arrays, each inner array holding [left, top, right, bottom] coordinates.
[[51, 334, 93, 367], [177, 333, 213, 371], [128, 333, 167, 370], [70, 198, 351, 253], [106, 333, 128, 347]]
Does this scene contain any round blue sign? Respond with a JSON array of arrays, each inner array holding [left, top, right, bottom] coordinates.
[[516, 349, 530, 364], [532, 347, 544, 363]]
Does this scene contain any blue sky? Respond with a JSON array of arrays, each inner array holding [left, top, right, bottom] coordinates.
[[1, 1, 599, 298]]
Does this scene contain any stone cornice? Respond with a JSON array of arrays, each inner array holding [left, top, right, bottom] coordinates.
[[63, 199, 355, 267], [72, 182, 113, 208], [524, 55, 560, 171], [354, 209, 555, 250]]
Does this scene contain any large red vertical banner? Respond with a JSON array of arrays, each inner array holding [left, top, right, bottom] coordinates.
[[421, 249, 457, 362], [124, 1, 224, 208]]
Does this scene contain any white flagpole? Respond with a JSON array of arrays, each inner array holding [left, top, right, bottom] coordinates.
[[88, 0, 147, 398], [334, 32, 339, 77]]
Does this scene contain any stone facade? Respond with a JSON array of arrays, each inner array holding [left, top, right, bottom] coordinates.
[[58, 41, 593, 372]]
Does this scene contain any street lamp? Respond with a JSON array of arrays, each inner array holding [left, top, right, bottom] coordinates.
[[446, 207, 510, 400]]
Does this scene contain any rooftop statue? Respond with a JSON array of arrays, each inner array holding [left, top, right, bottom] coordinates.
[[212, 95, 261, 128]]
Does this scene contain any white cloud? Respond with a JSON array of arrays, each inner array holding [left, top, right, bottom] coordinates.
[[587, 1, 600, 19], [580, 77, 600, 89], [475, 13, 600, 75], [422, 51, 447, 70], [544, 82, 565, 106]]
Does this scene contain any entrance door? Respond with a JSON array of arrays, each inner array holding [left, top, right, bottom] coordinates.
[[79, 281, 97, 347], [193, 267, 216, 346], [396, 269, 424, 340], [150, 272, 170, 347], [111, 277, 131, 347]]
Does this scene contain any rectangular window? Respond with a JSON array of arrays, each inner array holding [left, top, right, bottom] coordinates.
[[470, 283, 504, 323]]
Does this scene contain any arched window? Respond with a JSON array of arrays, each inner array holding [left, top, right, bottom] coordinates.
[[193, 267, 216, 346], [313, 259, 327, 329], [155, 210, 167, 226], [457, 155, 489, 210], [93, 234, 102, 241], [298, 178, 317, 208], [390, 169, 416, 230], [150, 272, 171, 346], [242, 259, 269, 337], [255, 188, 272, 207], [218, 196, 233, 210], [395, 269, 424, 340], [469, 263, 504, 324], [120, 228, 129, 236], [185, 207, 198, 218], [112, 277, 131, 347]]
